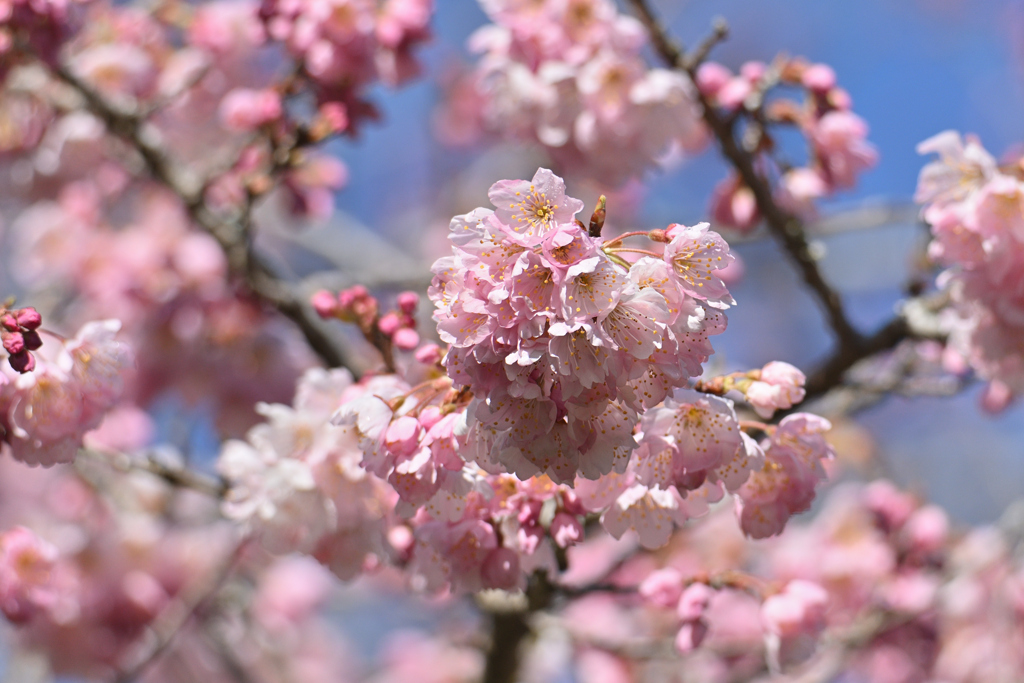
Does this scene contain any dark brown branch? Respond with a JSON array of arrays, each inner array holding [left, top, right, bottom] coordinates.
[[480, 573, 555, 683], [802, 316, 909, 402], [48, 62, 355, 372], [626, 0, 921, 399]]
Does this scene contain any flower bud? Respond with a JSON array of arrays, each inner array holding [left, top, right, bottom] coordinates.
[[802, 63, 837, 93], [675, 620, 708, 653], [396, 291, 420, 315], [677, 582, 714, 622], [549, 512, 583, 548], [392, 328, 420, 350], [3, 331, 25, 355], [481, 547, 520, 590], [639, 567, 683, 608], [8, 351, 33, 373], [15, 308, 41, 330], [415, 343, 443, 365], [22, 330, 42, 351], [378, 312, 401, 336], [311, 290, 340, 318]]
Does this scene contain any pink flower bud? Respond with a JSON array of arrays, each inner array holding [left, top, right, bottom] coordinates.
[[14, 307, 41, 330], [318, 102, 349, 133], [981, 379, 1013, 414], [801, 63, 837, 93], [828, 87, 852, 110], [674, 620, 708, 653], [677, 582, 714, 622], [22, 330, 41, 352], [378, 312, 401, 336], [481, 547, 520, 590], [710, 175, 759, 232], [9, 351, 34, 373], [388, 525, 414, 553], [417, 405, 442, 430], [392, 328, 420, 350], [717, 77, 752, 109], [696, 62, 731, 97], [760, 361, 806, 388], [549, 512, 583, 548], [3, 331, 25, 354], [560, 490, 586, 516], [904, 505, 948, 553], [338, 285, 369, 309], [740, 61, 767, 82], [311, 290, 340, 318], [219, 88, 283, 131], [639, 567, 684, 608], [517, 499, 542, 526], [397, 291, 420, 315], [0, 314, 18, 331], [415, 343, 443, 365], [747, 361, 806, 418], [517, 524, 543, 555], [863, 480, 915, 531]]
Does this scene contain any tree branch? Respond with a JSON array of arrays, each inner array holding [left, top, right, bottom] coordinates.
[[625, 0, 924, 399], [47, 61, 356, 373], [479, 573, 555, 683]]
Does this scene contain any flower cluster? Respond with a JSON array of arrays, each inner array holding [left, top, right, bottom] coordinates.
[[218, 367, 396, 578], [431, 168, 731, 485], [638, 570, 718, 652], [0, 319, 132, 467], [406, 474, 590, 593], [0, 0, 81, 77], [0, 526, 59, 624], [916, 131, 1024, 410], [574, 394, 830, 548], [0, 305, 43, 373], [259, 0, 433, 129], [735, 413, 835, 539], [699, 59, 878, 231], [583, 478, 1024, 681], [437, 0, 706, 184]]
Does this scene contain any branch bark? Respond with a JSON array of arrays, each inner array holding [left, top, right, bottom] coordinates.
[[480, 573, 555, 683]]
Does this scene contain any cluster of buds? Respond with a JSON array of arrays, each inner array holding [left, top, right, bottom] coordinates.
[[639, 568, 769, 654], [695, 361, 807, 418], [0, 306, 42, 373], [313, 286, 423, 370], [698, 57, 877, 231], [515, 485, 585, 555]]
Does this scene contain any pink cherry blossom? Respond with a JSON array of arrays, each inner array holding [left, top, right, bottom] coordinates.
[[0, 526, 59, 623], [810, 110, 878, 191]]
